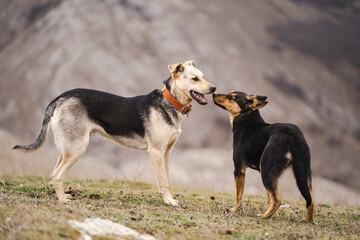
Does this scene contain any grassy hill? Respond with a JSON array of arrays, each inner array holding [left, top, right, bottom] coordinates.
[[0, 176, 359, 239]]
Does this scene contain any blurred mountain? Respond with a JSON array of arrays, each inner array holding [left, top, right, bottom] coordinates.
[[1, 0, 359, 193]]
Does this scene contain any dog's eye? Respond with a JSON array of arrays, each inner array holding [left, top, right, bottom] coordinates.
[[192, 77, 199, 82]]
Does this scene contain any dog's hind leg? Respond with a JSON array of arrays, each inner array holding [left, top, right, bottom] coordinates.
[[258, 184, 281, 218], [292, 149, 314, 222], [301, 183, 314, 222], [148, 147, 178, 206], [265, 188, 279, 216], [258, 137, 291, 218], [266, 190, 271, 208], [50, 100, 92, 202], [51, 117, 90, 203], [259, 159, 282, 217], [48, 154, 63, 186], [52, 153, 71, 202], [52, 139, 89, 202], [53, 154, 63, 173]]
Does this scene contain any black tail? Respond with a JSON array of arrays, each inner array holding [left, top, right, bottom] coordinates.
[[291, 141, 313, 207], [13, 99, 58, 153]]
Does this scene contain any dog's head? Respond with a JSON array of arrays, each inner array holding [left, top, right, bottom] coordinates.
[[168, 60, 216, 105], [213, 91, 268, 118]]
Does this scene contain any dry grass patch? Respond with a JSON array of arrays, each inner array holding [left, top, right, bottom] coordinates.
[[0, 175, 359, 239]]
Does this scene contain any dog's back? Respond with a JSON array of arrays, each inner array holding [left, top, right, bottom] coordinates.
[[232, 111, 310, 177]]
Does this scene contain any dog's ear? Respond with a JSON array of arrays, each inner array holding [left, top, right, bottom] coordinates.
[[168, 63, 185, 74], [252, 99, 268, 110], [247, 94, 268, 110], [256, 95, 267, 101], [184, 60, 195, 67], [249, 94, 267, 101]]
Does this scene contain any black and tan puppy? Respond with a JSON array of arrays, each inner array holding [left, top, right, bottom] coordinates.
[[213, 91, 314, 222]]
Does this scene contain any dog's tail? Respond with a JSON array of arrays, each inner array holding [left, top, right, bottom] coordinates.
[[13, 98, 59, 153], [291, 139, 313, 207]]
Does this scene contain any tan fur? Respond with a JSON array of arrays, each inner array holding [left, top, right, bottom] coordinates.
[[213, 95, 241, 124], [285, 151, 292, 163], [214, 93, 268, 125], [304, 183, 315, 222], [184, 60, 195, 67], [170, 60, 213, 105], [168, 62, 184, 75], [251, 98, 267, 110], [230, 167, 246, 212], [258, 184, 281, 218], [213, 95, 238, 112]]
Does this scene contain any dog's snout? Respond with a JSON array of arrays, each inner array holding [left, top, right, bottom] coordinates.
[[210, 86, 216, 93]]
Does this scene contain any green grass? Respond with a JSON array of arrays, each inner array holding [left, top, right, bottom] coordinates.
[[0, 175, 359, 239]]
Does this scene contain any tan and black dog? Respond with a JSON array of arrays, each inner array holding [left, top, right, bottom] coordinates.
[[14, 60, 216, 206], [213, 91, 314, 222]]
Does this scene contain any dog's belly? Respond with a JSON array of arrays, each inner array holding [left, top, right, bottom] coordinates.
[[93, 128, 148, 150], [248, 163, 260, 171], [112, 135, 148, 149]]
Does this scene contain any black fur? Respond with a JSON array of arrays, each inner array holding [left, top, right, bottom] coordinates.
[[57, 87, 179, 137], [213, 92, 313, 217], [62, 89, 147, 137], [14, 85, 180, 152], [232, 110, 312, 208]]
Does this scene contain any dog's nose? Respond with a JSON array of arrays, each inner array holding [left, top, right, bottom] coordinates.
[[210, 86, 216, 93]]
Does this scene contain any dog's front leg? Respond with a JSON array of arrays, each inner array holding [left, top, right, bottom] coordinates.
[[164, 137, 178, 184], [148, 148, 179, 206], [230, 169, 246, 212]]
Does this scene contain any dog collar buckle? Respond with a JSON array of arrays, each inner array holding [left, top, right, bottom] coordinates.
[[181, 106, 192, 116]]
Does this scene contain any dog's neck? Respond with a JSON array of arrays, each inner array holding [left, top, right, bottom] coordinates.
[[232, 110, 266, 128], [232, 111, 266, 144], [163, 77, 192, 106]]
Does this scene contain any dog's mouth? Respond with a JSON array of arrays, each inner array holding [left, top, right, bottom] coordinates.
[[213, 98, 226, 110], [213, 94, 229, 110], [190, 90, 208, 105]]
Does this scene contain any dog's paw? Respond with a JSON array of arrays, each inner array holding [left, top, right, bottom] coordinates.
[[302, 217, 314, 223], [166, 198, 180, 207], [257, 213, 272, 218], [163, 194, 180, 206], [59, 198, 71, 203], [229, 206, 238, 213], [170, 199, 180, 207], [58, 194, 72, 203], [257, 212, 276, 218], [65, 194, 72, 199]]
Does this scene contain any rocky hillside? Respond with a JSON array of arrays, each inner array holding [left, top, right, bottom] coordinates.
[[1, 0, 359, 193]]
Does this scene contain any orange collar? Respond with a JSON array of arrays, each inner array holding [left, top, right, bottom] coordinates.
[[161, 86, 192, 116]]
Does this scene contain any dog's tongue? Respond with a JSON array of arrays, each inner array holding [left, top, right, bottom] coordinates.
[[193, 91, 208, 104]]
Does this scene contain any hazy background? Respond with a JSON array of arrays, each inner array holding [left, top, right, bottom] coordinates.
[[1, 0, 360, 205]]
